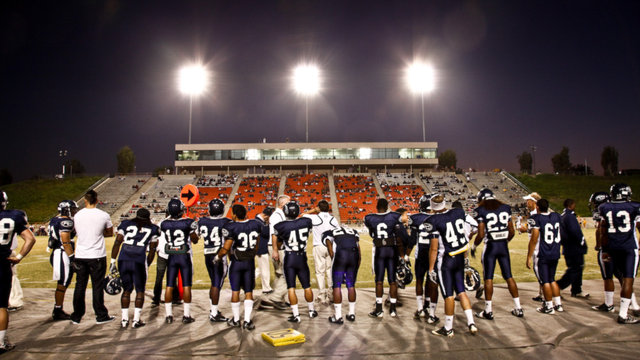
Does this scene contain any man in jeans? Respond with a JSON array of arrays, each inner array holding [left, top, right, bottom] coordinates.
[[70, 190, 115, 324]]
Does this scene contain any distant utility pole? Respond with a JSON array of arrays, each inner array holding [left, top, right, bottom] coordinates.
[[530, 145, 537, 174]]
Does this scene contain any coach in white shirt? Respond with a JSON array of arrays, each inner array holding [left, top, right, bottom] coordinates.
[[70, 190, 115, 324], [303, 200, 338, 303], [264, 195, 290, 309]]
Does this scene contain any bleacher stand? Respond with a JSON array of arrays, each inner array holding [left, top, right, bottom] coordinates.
[[419, 172, 476, 211], [233, 176, 280, 219], [284, 173, 331, 210], [192, 174, 238, 217], [124, 175, 195, 223], [334, 174, 378, 224], [95, 175, 150, 215], [466, 171, 529, 214], [376, 172, 423, 213]]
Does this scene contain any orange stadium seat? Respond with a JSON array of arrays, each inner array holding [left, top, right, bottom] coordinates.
[[231, 176, 280, 219]]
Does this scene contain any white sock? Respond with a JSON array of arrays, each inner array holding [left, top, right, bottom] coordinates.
[[184, 303, 191, 317], [121, 308, 129, 321], [545, 301, 553, 309], [376, 297, 382, 304], [553, 296, 562, 306], [416, 295, 423, 311], [308, 302, 315, 312], [334, 303, 342, 319], [620, 297, 631, 318], [134, 308, 142, 322], [291, 304, 299, 317], [485, 300, 492, 313], [349, 302, 356, 315], [211, 304, 218, 315], [0, 330, 5, 345], [631, 294, 639, 310], [390, 298, 397, 304], [605, 291, 614, 306], [165, 303, 172, 317], [464, 309, 474, 325], [429, 302, 437, 316], [232, 302, 241, 322], [513, 297, 521, 309], [244, 300, 254, 323], [444, 315, 454, 330]]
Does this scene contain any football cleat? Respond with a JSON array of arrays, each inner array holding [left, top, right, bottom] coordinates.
[[432, 326, 454, 338], [475, 310, 494, 320], [121, 319, 129, 328], [209, 311, 228, 323], [52, 308, 71, 321], [182, 316, 195, 324], [617, 315, 640, 324], [243, 320, 255, 330], [346, 314, 356, 322], [554, 305, 564, 312], [368, 309, 384, 318], [309, 310, 318, 318], [132, 320, 146, 328], [427, 315, 440, 324], [414, 309, 425, 319], [227, 318, 241, 327], [0, 342, 15, 354], [165, 316, 174, 324], [287, 315, 301, 323], [511, 308, 524, 317], [96, 315, 115, 324], [592, 303, 615, 312], [631, 308, 640, 317], [469, 323, 478, 335], [571, 292, 590, 298], [536, 306, 555, 315], [532, 295, 544, 302], [389, 304, 397, 317], [328, 315, 344, 324]]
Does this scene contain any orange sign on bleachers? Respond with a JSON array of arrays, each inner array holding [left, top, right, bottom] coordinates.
[[180, 184, 200, 208]]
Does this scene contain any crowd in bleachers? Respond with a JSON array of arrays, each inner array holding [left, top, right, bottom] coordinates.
[[284, 173, 330, 210], [377, 172, 423, 212], [232, 176, 280, 219], [95, 176, 150, 215], [466, 171, 530, 214], [334, 175, 378, 223], [196, 174, 238, 187]]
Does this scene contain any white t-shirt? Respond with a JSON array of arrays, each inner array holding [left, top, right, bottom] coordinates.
[[74, 208, 113, 259], [303, 212, 339, 246], [269, 208, 286, 246]]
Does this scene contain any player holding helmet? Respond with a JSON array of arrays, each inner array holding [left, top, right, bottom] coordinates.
[[48, 200, 78, 320]]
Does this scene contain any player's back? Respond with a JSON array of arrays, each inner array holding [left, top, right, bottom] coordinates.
[[324, 226, 359, 250], [364, 212, 401, 246], [0, 209, 28, 257], [224, 219, 263, 259], [48, 216, 75, 249], [426, 208, 468, 255], [274, 217, 313, 252], [475, 203, 512, 241], [118, 219, 160, 262], [160, 217, 196, 253], [409, 212, 431, 248], [198, 217, 231, 255], [530, 212, 562, 259], [598, 201, 640, 250]]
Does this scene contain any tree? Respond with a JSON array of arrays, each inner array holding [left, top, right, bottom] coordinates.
[[438, 150, 457, 170], [64, 159, 86, 175], [551, 146, 571, 174], [570, 164, 593, 176], [601, 146, 618, 176], [117, 146, 136, 174], [0, 169, 12, 186], [517, 151, 533, 174]]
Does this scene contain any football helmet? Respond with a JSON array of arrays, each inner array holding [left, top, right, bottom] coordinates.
[[0, 191, 7, 210], [418, 194, 431, 213], [208, 199, 225, 217], [588, 192, 610, 213], [464, 265, 481, 292], [57, 200, 78, 218], [477, 188, 495, 202], [104, 270, 122, 296], [283, 201, 300, 219], [396, 258, 413, 287], [610, 183, 632, 202], [167, 198, 185, 218]]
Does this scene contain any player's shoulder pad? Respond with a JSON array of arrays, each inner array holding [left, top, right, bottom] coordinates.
[[423, 221, 434, 232], [527, 218, 536, 227], [60, 219, 74, 229]]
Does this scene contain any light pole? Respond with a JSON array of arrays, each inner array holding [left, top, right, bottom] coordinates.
[[406, 61, 435, 142], [530, 145, 537, 175], [178, 64, 209, 144], [292, 64, 320, 142], [59, 150, 68, 177]]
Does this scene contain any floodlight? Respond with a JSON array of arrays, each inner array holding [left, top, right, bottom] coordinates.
[[292, 64, 320, 96], [406, 62, 435, 95], [178, 64, 209, 96]]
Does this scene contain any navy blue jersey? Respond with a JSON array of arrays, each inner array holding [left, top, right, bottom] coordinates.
[[198, 216, 231, 255], [160, 218, 197, 254], [0, 210, 29, 258], [364, 212, 402, 247], [322, 226, 359, 251], [222, 219, 264, 260], [117, 220, 161, 263], [409, 212, 431, 250], [529, 212, 562, 260], [254, 215, 270, 255], [48, 216, 75, 249], [598, 202, 640, 250], [274, 217, 313, 252], [474, 204, 512, 241], [425, 208, 469, 256]]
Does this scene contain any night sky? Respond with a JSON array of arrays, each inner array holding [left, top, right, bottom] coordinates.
[[2, 0, 639, 180]]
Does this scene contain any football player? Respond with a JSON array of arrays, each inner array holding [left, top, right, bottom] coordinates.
[[364, 199, 405, 318], [160, 198, 199, 324], [273, 201, 317, 323], [526, 199, 563, 314], [48, 200, 78, 320], [0, 191, 36, 354], [110, 208, 160, 328], [597, 184, 640, 324], [322, 225, 361, 324], [218, 204, 263, 330], [426, 194, 477, 337], [198, 199, 231, 322], [408, 194, 439, 324], [471, 189, 523, 319]]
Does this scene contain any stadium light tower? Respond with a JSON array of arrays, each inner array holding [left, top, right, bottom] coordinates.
[[292, 64, 321, 142], [178, 63, 209, 144], [406, 61, 435, 142]]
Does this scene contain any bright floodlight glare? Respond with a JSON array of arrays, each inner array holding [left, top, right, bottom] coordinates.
[[292, 64, 320, 96], [406, 62, 435, 95], [178, 64, 209, 96]]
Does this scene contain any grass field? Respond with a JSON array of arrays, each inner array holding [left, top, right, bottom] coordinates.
[[17, 228, 602, 290]]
